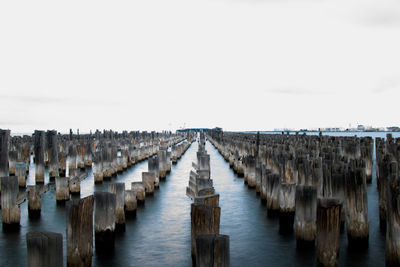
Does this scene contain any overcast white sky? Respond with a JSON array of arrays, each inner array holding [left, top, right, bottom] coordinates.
[[1, 0, 399, 133]]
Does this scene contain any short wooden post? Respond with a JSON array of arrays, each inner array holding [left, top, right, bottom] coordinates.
[[0, 129, 10, 177], [317, 198, 342, 267], [1, 176, 20, 230], [94, 192, 116, 251], [295, 185, 317, 247], [34, 130, 45, 184], [142, 172, 155, 195], [26, 231, 63, 267], [196, 234, 230, 267], [109, 183, 126, 230], [56, 177, 70, 203], [124, 190, 137, 217], [28, 185, 41, 218], [131, 182, 146, 204], [66, 195, 94, 267], [191, 194, 221, 264]]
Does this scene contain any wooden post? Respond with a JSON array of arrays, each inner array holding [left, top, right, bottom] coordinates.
[[58, 151, 67, 177], [158, 150, 167, 179], [109, 183, 125, 230], [148, 157, 159, 188], [266, 173, 280, 215], [279, 183, 296, 233], [66, 195, 94, 267], [386, 161, 400, 266], [295, 185, 317, 247], [0, 129, 10, 177], [260, 167, 269, 204], [34, 130, 45, 184], [1, 176, 20, 230], [246, 156, 256, 188], [344, 166, 369, 247], [166, 151, 172, 173], [124, 190, 137, 217], [47, 130, 59, 178], [94, 192, 116, 251], [317, 198, 342, 267], [8, 150, 17, 175], [28, 185, 41, 218], [131, 182, 146, 204], [196, 234, 230, 267], [26, 231, 63, 267], [76, 143, 85, 169], [378, 154, 392, 230], [93, 151, 103, 184], [16, 162, 27, 188], [142, 172, 155, 195], [56, 177, 70, 203], [191, 194, 221, 264], [68, 143, 77, 178], [255, 166, 262, 194], [69, 176, 81, 195]]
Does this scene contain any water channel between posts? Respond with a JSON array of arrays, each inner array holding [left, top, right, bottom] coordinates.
[[1, 132, 399, 266]]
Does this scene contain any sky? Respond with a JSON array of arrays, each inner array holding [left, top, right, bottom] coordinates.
[[0, 0, 399, 133]]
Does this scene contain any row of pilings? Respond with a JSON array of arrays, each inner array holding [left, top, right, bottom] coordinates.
[[206, 129, 395, 267], [188, 132, 230, 267], [0, 128, 195, 266]]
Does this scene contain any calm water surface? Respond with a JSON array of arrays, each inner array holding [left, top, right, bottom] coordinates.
[[1, 132, 400, 266]]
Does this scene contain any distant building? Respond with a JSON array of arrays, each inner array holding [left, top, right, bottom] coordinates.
[[357, 125, 365, 131], [387, 126, 400, 132]]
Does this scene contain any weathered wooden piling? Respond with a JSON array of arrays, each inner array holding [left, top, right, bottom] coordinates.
[[68, 143, 78, 177], [158, 150, 167, 179], [142, 172, 155, 194], [166, 151, 172, 173], [55, 177, 70, 203], [66, 195, 94, 267], [317, 198, 342, 267], [47, 130, 59, 178], [34, 130, 45, 184], [94, 192, 116, 251], [69, 176, 81, 195], [378, 154, 392, 230], [102, 144, 112, 180], [386, 161, 400, 267], [255, 166, 262, 194], [132, 182, 146, 204], [16, 162, 27, 187], [58, 151, 67, 177], [1, 176, 20, 229], [279, 182, 296, 233], [76, 143, 86, 169], [345, 166, 369, 247], [171, 145, 178, 164], [8, 150, 17, 175], [124, 190, 137, 217], [84, 141, 93, 167], [266, 173, 280, 215], [109, 183, 126, 229], [260, 167, 269, 204], [191, 194, 221, 264], [148, 157, 159, 188], [246, 156, 256, 188], [93, 151, 103, 184], [295, 185, 317, 247], [26, 231, 63, 267], [0, 129, 10, 177], [28, 185, 41, 218], [195, 234, 230, 267]]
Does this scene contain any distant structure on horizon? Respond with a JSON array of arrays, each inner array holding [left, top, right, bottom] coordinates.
[[275, 125, 399, 132]]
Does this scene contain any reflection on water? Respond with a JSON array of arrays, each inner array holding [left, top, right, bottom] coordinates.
[[1, 131, 398, 266]]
